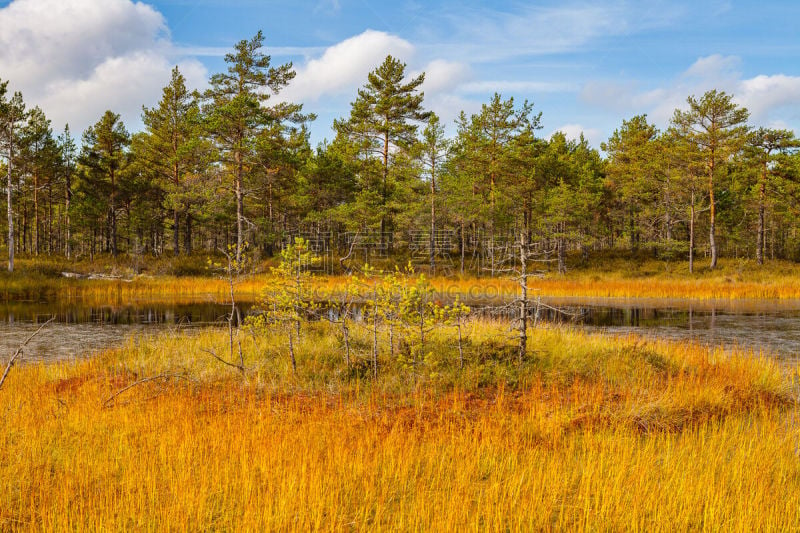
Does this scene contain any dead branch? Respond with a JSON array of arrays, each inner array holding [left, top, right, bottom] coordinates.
[[201, 348, 246, 374], [102, 373, 196, 408], [0, 317, 55, 391], [339, 230, 360, 273]]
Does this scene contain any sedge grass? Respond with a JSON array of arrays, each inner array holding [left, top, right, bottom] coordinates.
[[1, 321, 798, 530]]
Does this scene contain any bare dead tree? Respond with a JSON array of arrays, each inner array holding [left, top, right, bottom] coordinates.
[[518, 233, 528, 364], [204, 245, 248, 375], [317, 274, 361, 367], [491, 231, 555, 363]]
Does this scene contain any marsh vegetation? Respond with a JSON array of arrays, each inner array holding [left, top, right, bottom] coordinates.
[[2, 27, 800, 528]]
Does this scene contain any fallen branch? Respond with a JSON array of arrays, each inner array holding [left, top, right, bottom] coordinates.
[[201, 348, 246, 374], [103, 373, 196, 408], [0, 317, 55, 391]]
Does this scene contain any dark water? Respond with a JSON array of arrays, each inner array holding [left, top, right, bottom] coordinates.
[[2, 297, 800, 362], [0, 301, 244, 361]]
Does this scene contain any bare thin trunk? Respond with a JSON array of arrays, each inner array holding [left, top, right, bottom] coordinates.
[[460, 220, 465, 275], [342, 319, 351, 367], [518, 233, 528, 364], [417, 305, 425, 372], [288, 328, 296, 374], [689, 189, 695, 274], [372, 295, 379, 380], [430, 163, 436, 274], [456, 314, 464, 370]]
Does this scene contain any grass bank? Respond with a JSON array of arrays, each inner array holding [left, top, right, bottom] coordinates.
[[1, 321, 797, 530], [5, 254, 800, 305]]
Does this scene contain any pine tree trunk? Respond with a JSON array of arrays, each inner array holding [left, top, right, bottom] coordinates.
[[6, 138, 13, 272], [173, 208, 180, 256], [757, 162, 766, 265], [185, 210, 192, 255], [665, 164, 672, 242], [33, 171, 39, 256], [558, 222, 566, 274], [110, 166, 117, 256], [381, 131, 389, 251], [235, 146, 244, 263], [65, 171, 71, 260], [47, 184, 53, 254], [708, 159, 717, 269]]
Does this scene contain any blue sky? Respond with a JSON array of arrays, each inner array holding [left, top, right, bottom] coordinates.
[[1, 0, 799, 147]]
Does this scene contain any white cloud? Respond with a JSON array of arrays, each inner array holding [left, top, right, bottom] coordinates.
[[551, 124, 602, 147], [736, 74, 800, 123], [580, 55, 800, 129], [580, 81, 670, 115], [460, 80, 577, 95], [0, 0, 207, 134], [683, 54, 741, 80], [433, 1, 684, 62], [418, 60, 471, 94], [280, 30, 416, 103], [407, 60, 473, 126]]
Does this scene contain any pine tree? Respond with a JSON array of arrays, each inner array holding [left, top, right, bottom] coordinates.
[[78, 111, 130, 257], [334, 55, 430, 248], [419, 113, 449, 274], [202, 30, 305, 262], [19, 107, 59, 256], [58, 125, 77, 259], [745, 128, 800, 264], [672, 90, 749, 269], [0, 79, 26, 271], [453, 94, 538, 274], [602, 115, 662, 252], [141, 66, 204, 256]]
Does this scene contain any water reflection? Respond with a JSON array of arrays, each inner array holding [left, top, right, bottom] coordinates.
[[2, 298, 800, 362], [0, 301, 246, 361]]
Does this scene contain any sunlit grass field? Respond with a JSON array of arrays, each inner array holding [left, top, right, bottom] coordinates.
[[2, 321, 798, 530], [5, 253, 800, 305]]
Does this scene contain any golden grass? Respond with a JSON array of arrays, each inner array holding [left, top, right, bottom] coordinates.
[[1, 322, 798, 530], [6, 270, 800, 309], [7, 254, 800, 304]]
